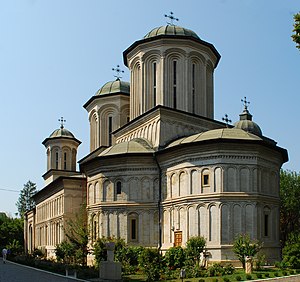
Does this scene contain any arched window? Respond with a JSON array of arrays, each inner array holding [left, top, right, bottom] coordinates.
[[63, 152, 67, 170], [192, 63, 195, 114], [55, 151, 59, 169], [116, 181, 122, 195], [128, 213, 138, 242], [108, 116, 113, 146], [153, 62, 157, 107], [173, 60, 177, 109], [263, 207, 271, 237], [92, 214, 97, 241]]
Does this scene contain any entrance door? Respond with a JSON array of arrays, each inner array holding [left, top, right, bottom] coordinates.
[[174, 231, 182, 247]]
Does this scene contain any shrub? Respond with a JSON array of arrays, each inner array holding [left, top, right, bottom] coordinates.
[[138, 248, 162, 282], [185, 264, 206, 278], [256, 273, 262, 279], [290, 269, 295, 274], [246, 273, 252, 280], [223, 278, 230, 282], [198, 279, 205, 282], [282, 270, 287, 276], [164, 246, 186, 269], [274, 272, 279, 277], [223, 264, 235, 275], [264, 273, 270, 278], [212, 279, 218, 282], [235, 275, 242, 281], [254, 253, 265, 270], [207, 263, 224, 277]]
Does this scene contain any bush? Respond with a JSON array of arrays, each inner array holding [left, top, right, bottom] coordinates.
[[164, 246, 186, 269], [274, 272, 279, 277], [282, 270, 287, 276], [256, 273, 262, 279], [223, 278, 230, 282], [235, 275, 242, 281], [138, 248, 162, 282], [198, 279, 205, 282], [223, 264, 235, 275], [264, 273, 269, 278], [254, 253, 265, 270], [245, 273, 252, 280], [207, 263, 224, 277]]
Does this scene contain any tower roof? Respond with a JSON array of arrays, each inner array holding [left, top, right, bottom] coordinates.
[[95, 79, 130, 96], [144, 25, 200, 40]]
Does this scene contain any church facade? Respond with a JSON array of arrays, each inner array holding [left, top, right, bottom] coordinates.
[[25, 23, 288, 264]]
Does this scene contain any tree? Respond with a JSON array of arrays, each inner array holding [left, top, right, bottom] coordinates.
[[16, 180, 37, 217], [233, 234, 262, 269], [185, 236, 206, 265], [280, 170, 300, 245], [292, 12, 300, 50], [0, 213, 24, 254], [138, 248, 162, 282], [282, 232, 300, 269], [63, 204, 89, 266]]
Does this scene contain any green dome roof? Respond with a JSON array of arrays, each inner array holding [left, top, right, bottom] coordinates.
[[99, 138, 154, 157], [144, 25, 200, 39], [166, 128, 263, 149], [96, 79, 130, 96], [49, 127, 75, 139]]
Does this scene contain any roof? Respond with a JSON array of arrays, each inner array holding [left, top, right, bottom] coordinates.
[[166, 128, 264, 148], [144, 25, 200, 39], [95, 79, 130, 96], [99, 138, 154, 157], [42, 126, 81, 145]]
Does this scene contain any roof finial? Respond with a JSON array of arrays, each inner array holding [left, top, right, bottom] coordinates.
[[58, 117, 66, 129], [164, 12, 179, 26], [241, 96, 250, 110], [222, 114, 232, 127], [112, 65, 124, 80]]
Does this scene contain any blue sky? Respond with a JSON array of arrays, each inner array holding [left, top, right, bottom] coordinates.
[[0, 0, 299, 216]]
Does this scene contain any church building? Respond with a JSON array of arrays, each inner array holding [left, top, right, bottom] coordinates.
[[25, 18, 288, 264]]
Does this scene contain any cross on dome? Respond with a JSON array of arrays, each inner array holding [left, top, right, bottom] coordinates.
[[112, 65, 124, 80], [222, 114, 232, 127], [164, 12, 179, 26], [241, 96, 250, 110], [58, 117, 66, 129]]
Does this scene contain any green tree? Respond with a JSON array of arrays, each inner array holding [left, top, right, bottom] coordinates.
[[282, 232, 300, 269], [292, 12, 300, 50], [233, 234, 262, 269], [185, 236, 206, 265], [16, 180, 37, 217], [63, 205, 89, 266], [164, 246, 186, 269], [280, 170, 300, 245], [0, 213, 24, 254], [138, 248, 162, 282]]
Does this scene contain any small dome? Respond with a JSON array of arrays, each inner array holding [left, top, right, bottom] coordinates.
[[49, 127, 75, 139], [95, 79, 130, 96], [99, 138, 154, 157], [144, 25, 200, 40], [233, 108, 262, 136]]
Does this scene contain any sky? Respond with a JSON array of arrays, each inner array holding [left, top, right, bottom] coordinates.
[[0, 0, 299, 216]]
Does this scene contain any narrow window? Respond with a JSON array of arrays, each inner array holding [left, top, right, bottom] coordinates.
[[173, 61, 177, 109], [203, 174, 209, 186], [131, 219, 137, 240], [116, 181, 122, 195], [93, 219, 97, 241], [108, 116, 113, 146], [64, 152, 67, 170], [127, 116, 130, 123], [264, 214, 269, 237], [55, 151, 59, 169], [153, 62, 157, 106], [192, 63, 195, 114]]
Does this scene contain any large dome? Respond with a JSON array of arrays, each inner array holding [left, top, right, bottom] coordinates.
[[95, 79, 130, 96], [144, 25, 200, 40]]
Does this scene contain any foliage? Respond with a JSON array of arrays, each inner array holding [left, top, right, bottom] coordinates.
[[16, 180, 37, 217], [223, 278, 230, 282], [185, 236, 206, 264], [282, 232, 300, 269], [246, 273, 252, 280], [185, 264, 206, 278], [0, 213, 24, 253], [55, 241, 77, 265], [233, 234, 262, 269], [280, 170, 300, 244], [223, 264, 235, 275], [164, 246, 186, 269], [235, 275, 242, 281], [207, 263, 224, 277], [254, 253, 266, 270], [292, 12, 300, 50], [63, 205, 89, 266], [138, 248, 162, 282], [118, 246, 144, 274]]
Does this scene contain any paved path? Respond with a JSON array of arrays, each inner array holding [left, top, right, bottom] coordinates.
[[0, 258, 88, 282]]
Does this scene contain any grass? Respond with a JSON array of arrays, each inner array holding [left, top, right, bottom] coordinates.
[[124, 268, 299, 281]]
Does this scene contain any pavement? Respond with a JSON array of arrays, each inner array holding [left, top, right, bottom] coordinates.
[[0, 258, 88, 282]]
